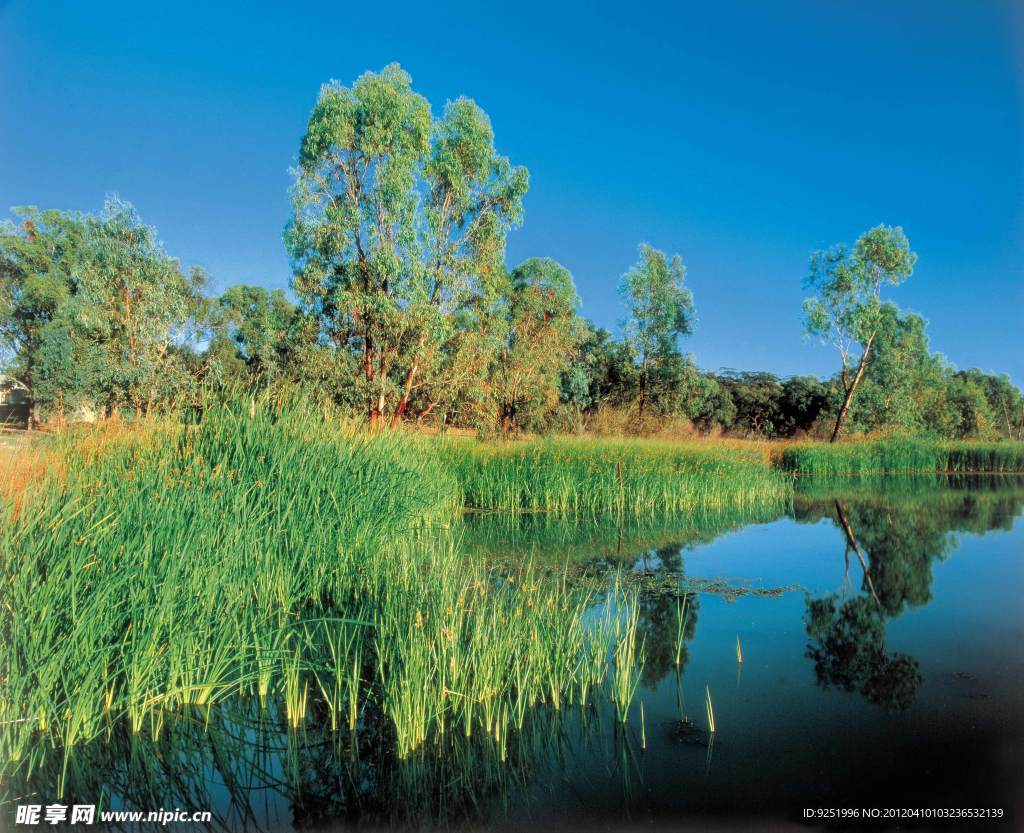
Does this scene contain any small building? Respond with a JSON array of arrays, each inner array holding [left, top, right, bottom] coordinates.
[[1, 376, 31, 428]]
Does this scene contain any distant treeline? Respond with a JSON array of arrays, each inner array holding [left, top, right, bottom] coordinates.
[[1, 65, 1021, 440]]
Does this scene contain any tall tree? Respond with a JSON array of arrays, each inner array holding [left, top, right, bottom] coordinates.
[[79, 200, 207, 416], [211, 285, 298, 389], [0, 207, 86, 423], [0, 200, 204, 421], [488, 257, 584, 432], [285, 64, 528, 426], [619, 244, 694, 421], [803, 225, 917, 442]]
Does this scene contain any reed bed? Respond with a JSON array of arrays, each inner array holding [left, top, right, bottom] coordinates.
[[779, 438, 1024, 476], [446, 437, 792, 516], [0, 401, 644, 787]]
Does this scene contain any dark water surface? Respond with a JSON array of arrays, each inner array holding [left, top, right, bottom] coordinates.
[[7, 477, 1024, 832]]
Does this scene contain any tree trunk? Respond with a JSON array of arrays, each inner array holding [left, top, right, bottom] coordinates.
[[364, 327, 376, 424], [834, 500, 880, 605], [391, 335, 425, 428], [829, 333, 875, 443], [636, 355, 648, 424]]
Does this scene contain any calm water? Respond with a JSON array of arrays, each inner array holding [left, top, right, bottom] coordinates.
[[7, 477, 1024, 832]]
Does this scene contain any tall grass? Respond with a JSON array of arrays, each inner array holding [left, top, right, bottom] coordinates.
[[779, 438, 1024, 476], [20, 405, 1020, 791], [0, 401, 629, 785], [446, 436, 791, 516]]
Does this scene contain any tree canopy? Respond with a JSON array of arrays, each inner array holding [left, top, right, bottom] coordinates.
[[285, 64, 528, 426], [1, 69, 1020, 439], [0, 199, 206, 422], [804, 225, 917, 441]]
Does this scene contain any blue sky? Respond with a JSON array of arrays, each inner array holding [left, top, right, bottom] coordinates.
[[2, 0, 1022, 383]]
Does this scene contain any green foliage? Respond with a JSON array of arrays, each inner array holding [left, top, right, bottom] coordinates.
[[0, 200, 206, 420], [486, 258, 586, 433], [0, 401, 633, 772], [803, 225, 917, 349], [709, 372, 829, 438], [564, 323, 638, 412], [207, 284, 300, 388], [803, 225, 917, 441], [619, 244, 694, 421], [286, 64, 528, 425]]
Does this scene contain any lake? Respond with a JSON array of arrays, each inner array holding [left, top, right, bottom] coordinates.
[[7, 475, 1023, 831]]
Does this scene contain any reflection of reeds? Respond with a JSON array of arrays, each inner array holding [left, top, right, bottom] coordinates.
[[674, 667, 687, 722], [640, 701, 646, 751], [0, 400, 639, 777]]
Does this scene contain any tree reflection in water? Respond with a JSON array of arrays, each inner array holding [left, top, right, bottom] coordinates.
[[798, 476, 1024, 710], [7, 478, 1022, 829]]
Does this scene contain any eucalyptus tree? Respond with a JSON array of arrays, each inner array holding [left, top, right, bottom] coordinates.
[[286, 64, 528, 426], [488, 257, 585, 432], [212, 284, 299, 389], [619, 244, 694, 421], [803, 225, 917, 441], [0, 200, 204, 421], [78, 200, 207, 416], [0, 206, 87, 423]]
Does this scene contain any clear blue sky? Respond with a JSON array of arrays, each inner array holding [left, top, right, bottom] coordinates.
[[2, 0, 1022, 383]]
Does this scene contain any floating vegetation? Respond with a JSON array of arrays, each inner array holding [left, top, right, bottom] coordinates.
[[633, 573, 802, 602]]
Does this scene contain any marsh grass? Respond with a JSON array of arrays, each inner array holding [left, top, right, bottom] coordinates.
[[779, 438, 1024, 476], [609, 591, 644, 724], [446, 436, 791, 516], [20, 407, 1020, 790], [674, 595, 690, 667], [0, 401, 644, 788]]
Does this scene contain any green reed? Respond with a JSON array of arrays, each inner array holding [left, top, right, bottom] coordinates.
[[0, 400, 641, 784], [779, 438, 1024, 476], [609, 591, 644, 724], [445, 436, 791, 516]]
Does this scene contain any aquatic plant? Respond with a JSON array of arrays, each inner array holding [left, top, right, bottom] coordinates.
[[779, 438, 1024, 476], [0, 401, 628, 785], [674, 595, 690, 667], [610, 593, 644, 723], [445, 436, 792, 516]]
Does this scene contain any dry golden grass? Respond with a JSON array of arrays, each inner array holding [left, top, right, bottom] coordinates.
[[1, 433, 58, 520]]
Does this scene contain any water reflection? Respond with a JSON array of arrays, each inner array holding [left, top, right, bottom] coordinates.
[[6, 697, 596, 832], [5, 476, 1023, 830], [796, 476, 1024, 711]]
